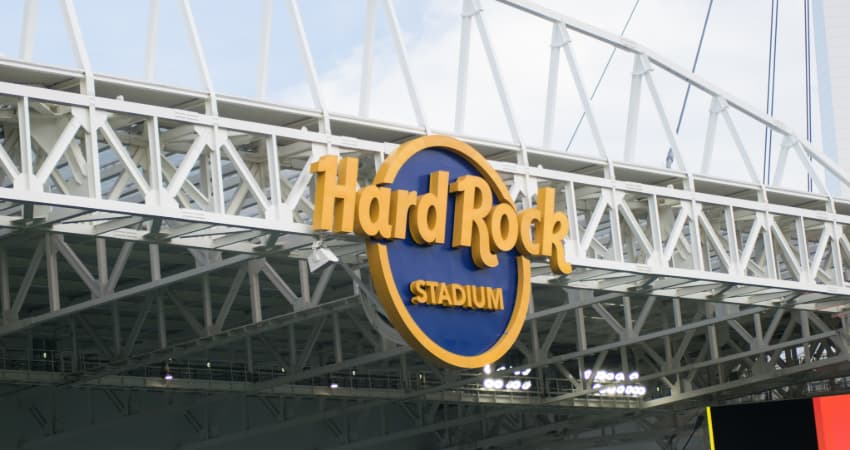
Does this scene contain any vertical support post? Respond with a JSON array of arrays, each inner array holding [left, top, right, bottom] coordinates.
[[149, 244, 161, 282], [332, 313, 343, 363], [44, 235, 60, 312], [672, 298, 683, 328], [151, 243, 165, 348], [111, 302, 121, 355], [202, 274, 213, 332], [690, 201, 705, 271], [146, 117, 163, 205], [19, 0, 38, 60], [359, 0, 377, 117], [701, 97, 720, 173], [0, 249, 9, 322], [454, 0, 473, 133], [724, 206, 740, 274], [753, 312, 764, 349], [265, 135, 282, 220], [145, 0, 160, 81], [257, 0, 273, 99], [209, 130, 225, 213], [17, 98, 34, 190], [648, 194, 664, 265], [624, 55, 643, 162], [84, 105, 102, 198], [542, 23, 561, 149], [156, 296, 167, 349], [762, 214, 778, 279], [529, 295, 540, 363], [288, 324, 297, 368], [796, 216, 811, 282], [248, 262, 262, 324], [95, 238, 108, 293], [245, 337, 254, 374], [400, 354, 409, 390], [623, 296, 633, 338], [70, 318, 79, 372], [299, 260, 310, 304], [800, 311, 811, 362], [575, 306, 587, 351], [829, 222, 844, 285]]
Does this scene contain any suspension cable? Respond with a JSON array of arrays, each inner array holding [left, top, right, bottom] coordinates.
[[763, 0, 780, 184], [564, 0, 640, 152], [666, 0, 714, 169]]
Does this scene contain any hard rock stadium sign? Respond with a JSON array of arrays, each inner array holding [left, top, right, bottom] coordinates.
[[311, 135, 571, 368]]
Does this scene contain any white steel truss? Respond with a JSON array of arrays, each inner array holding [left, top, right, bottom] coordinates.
[[2, 1, 850, 449]]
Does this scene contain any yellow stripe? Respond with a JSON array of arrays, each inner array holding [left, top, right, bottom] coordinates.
[[706, 406, 716, 450]]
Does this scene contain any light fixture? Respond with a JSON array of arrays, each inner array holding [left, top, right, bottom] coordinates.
[[162, 363, 174, 381], [281, 367, 286, 373], [521, 368, 532, 376], [492, 379, 504, 389], [351, 369, 357, 376], [483, 364, 492, 375], [520, 380, 532, 390], [629, 371, 640, 381], [307, 241, 338, 272], [206, 361, 211, 368], [496, 365, 506, 372], [615, 372, 625, 382], [329, 382, 339, 389], [42, 352, 47, 359]]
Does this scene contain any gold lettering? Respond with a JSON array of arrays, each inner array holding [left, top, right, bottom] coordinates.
[[472, 286, 486, 309], [517, 207, 541, 256], [410, 171, 449, 245], [487, 202, 519, 252], [450, 175, 497, 268], [437, 283, 452, 307], [354, 185, 393, 238], [451, 283, 466, 307], [410, 279, 427, 304], [389, 189, 418, 239], [536, 187, 572, 274], [310, 156, 358, 233], [486, 287, 504, 311], [426, 281, 440, 305]]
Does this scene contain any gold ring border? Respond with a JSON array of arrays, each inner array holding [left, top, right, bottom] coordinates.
[[367, 135, 531, 369]]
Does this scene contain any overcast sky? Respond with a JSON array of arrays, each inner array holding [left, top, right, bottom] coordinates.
[[0, 0, 826, 192]]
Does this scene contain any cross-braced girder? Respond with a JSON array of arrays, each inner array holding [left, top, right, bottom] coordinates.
[[2, 0, 850, 448]]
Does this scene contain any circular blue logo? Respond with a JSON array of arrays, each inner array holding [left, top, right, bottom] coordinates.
[[367, 135, 530, 368]]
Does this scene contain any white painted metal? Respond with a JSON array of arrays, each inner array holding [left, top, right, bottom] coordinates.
[[0, 2, 849, 449], [813, 0, 850, 195]]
